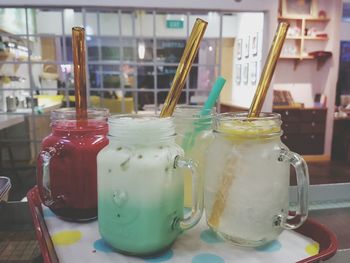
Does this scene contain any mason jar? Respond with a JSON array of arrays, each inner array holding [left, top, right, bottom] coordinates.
[[97, 114, 202, 256], [204, 112, 309, 247], [37, 108, 109, 221], [173, 105, 214, 207]]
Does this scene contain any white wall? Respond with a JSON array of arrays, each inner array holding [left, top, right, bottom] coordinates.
[[231, 12, 264, 108], [274, 0, 342, 156]]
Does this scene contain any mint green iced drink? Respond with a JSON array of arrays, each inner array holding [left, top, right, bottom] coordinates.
[[97, 115, 202, 256]]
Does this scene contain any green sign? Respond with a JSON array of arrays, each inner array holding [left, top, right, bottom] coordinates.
[[166, 20, 184, 29]]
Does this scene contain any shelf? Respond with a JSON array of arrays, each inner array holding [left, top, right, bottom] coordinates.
[[280, 55, 314, 60], [278, 16, 330, 22], [0, 50, 8, 60], [280, 53, 331, 71], [305, 17, 330, 22], [304, 36, 328, 40], [278, 11, 330, 71], [280, 55, 301, 59], [280, 55, 315, 71], [0, 50, 29, 61], [286, 36, 302, 40]]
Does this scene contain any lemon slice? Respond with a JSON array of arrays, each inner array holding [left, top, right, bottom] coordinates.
[[217, 119, 280, 138]]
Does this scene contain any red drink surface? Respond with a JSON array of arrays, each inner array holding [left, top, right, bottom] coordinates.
[[37, 120, 108, 221]]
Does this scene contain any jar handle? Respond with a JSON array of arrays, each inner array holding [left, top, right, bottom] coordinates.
[[276, 149, 309, 229], [39, 146, 59, 206], [174, 155, 203, 231]]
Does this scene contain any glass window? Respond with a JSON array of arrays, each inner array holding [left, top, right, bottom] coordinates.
[[190, 65, 218, 91], [0, 8, 28, 35], [0, 63, 30, 110], [157, 91, 187, 106], [87, 36, 120, 61], [120, 64, 136, 88], [88, 65, 102, 88], [0, 34, 29, 62], [198, 38, 220, 65], [137, 38, 153, 62], [155, 13, 187, 38], [63, 36, 72, 62], [100, 11, 120, 36], [137, 91, 155, 110], [31, 36, 64, 62], [122, 38, 137, 62], [32, 63, 58, 95], [35, 9, 62, 35], [63, 9, 83, 34], [121, 11, 133, 36], [156, 39, 187, 63], [101, 40, 119, 60], [85, 12, 98, 36], [136, 11, 153, 38], [156, 65, 176, 89], [137, 66, 154, 90], [0, 7, 225, 201], [189, 12, 221, 38], [88, 64, 121, 89]]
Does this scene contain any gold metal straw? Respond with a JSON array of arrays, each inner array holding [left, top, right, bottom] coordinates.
[[160, 18, 208, 117], [208, 21, 290, 229], [248, 22, 289, 117], [72, 27, 88, 121]]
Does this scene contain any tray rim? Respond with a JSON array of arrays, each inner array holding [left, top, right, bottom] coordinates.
[[27, 186, 338, 263]]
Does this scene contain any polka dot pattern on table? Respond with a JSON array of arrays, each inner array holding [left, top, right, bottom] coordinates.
[[43, 208, 56, 218], [52, 230, 82, 246], [143, 249, 174, 262], [93, 239, 114, 253], [305, 242, 319, 256], [255, 240, 282, 253], [192, 253, 225, 263], [200, 229, 224, 244]]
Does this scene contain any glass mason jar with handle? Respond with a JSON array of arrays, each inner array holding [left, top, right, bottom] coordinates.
[[97, 115, 202, 256], [37, 108, 109, 221], [173, 105, 214, 207], [204, 112, 309, 247]]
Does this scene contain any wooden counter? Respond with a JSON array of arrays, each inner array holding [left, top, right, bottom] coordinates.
[[219, 102, 248, 113], [273, 107, 328, 155]]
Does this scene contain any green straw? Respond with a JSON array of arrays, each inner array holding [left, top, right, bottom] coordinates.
[[200, 76, 226, 116], [182, 76, 226, 151]]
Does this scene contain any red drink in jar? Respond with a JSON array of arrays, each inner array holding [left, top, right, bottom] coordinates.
[[37, 108, 109, 221]]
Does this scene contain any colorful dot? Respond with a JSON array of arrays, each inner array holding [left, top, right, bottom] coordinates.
[[305, 242, 319, 256], [256, 240, 282, 252], [93, 239, 114, 253], [43, 209, 56, 218], [192, 253, 225, 263], [200, 230, 224, 244], [52, 230, 82, 246], [143, 249, 174, 262]]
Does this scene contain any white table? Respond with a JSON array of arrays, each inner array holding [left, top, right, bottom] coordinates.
[[0, 114, 25, 130]]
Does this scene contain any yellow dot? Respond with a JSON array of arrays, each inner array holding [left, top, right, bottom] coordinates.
[[52, 230, 82, 246], [305, 242, 319, 256]]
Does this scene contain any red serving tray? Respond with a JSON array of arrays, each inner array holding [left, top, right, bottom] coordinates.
[[27, 186, 337, 263]]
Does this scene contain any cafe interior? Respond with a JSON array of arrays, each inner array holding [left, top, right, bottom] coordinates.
[[1, 0, 350, 262]]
